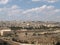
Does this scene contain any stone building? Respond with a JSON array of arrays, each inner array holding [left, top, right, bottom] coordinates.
[[0, 28, 11, 36]]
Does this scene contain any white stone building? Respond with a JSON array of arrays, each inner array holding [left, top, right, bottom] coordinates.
[[0, 28, 11, 36]]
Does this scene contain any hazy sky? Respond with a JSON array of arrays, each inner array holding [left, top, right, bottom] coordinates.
[[0, 0, 60, 21]]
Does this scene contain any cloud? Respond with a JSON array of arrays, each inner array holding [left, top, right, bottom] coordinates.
[[22, 5, 60, 21], [0, 5, 24, 20], [7, 5, 23, 16], [32, 0, 40, 2], [45, 0, 58, 3], [11, 5, 20, 9], [0, 0, 9, 4], [0, 5, 60, 21], [0, 5, 23, 16], [22, 5, 59, 14], [32, 0, 58, 3]]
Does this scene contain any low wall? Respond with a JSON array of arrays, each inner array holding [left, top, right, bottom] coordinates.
[[20, 43, 54, 45]]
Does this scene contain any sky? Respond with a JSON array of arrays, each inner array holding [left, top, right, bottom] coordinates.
[[0, 0, 60, 22]]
